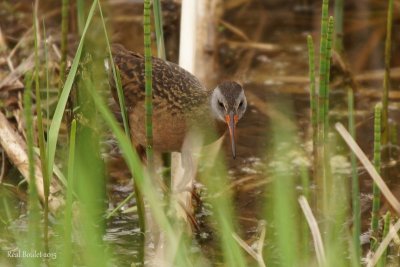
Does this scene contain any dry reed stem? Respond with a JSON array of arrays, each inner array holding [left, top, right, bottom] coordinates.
[[335, 122, 400, 214], [298, 196, 326, 266], [366, 219, 400, 267], [232, 231, 266, 267], [219, 19, 250, 41], [0, 111, 63, 212], [224, 40, 280, 52], [0, 53, 35, 89]]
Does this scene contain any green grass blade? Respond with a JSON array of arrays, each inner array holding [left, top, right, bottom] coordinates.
[[348, 88, 361, 266], [77, 0, 85, 36], [97, 0, 130, 138], [47, 0, 97, 184], [33, 7, 50, 253], [23, 72, 41, 267], [61, 119, 77, 267]]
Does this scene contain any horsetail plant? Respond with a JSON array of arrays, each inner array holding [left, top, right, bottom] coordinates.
[[371, 103, 382, 252], [333, 0, 344, 53], [381, 0, 394, 154], [316, 0, 333, 213], [144, 0, 154, 171]]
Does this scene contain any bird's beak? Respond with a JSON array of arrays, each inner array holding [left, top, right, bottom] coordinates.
[[225, 111, 239, 159]]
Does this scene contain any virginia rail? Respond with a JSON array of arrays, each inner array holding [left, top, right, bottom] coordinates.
[[110, 44, 247, 158]]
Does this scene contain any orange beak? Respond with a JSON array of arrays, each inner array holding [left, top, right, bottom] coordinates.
[[225, 111, 239, 159]]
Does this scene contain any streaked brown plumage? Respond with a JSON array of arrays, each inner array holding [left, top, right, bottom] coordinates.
[[110, 44, 247, 157]]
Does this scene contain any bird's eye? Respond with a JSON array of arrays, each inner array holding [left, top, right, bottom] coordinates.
[[218, 101, 224, 109], [238, 101, 244, 108]]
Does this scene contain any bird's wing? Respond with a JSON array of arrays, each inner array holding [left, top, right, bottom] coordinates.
[[110, 44, 208, 113]]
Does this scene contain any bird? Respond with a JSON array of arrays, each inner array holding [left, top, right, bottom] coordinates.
[[109, 44, 247, 159]]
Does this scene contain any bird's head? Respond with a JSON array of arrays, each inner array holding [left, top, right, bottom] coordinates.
[[211, 81, 247, 159]]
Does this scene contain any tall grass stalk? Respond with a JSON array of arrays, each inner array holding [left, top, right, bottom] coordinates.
[[334, 0, 344, 52], [348, 88, 361, 264], [96, 0, 146, 259], [23, 72, 41, 267], [199, 148, 247, 267], [76, 0, 85, 36], [152, 0, 171, 198], [322, 16, 334, 201], [43, 20, 50, 136], [381, 0, 394, 152], [97, 1, 130, 139], [144, 0, 154, 170], [265, 104, 300, 266], [47, 0, 96, 185], [378, 211, 391, 267], [60, 0, 70, 87], [75, 72, 109, 267], [371, 103, 382, 251], [61, 119, 76, 267], [316, 0, 330, 211], [33, 8, 50, 253], [86, 79, 188, 264]]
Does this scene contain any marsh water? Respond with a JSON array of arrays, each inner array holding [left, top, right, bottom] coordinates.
[[1, 0, 400, 266], [102, 1, 400, 265]]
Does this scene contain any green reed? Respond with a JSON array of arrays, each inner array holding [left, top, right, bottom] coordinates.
[[23, 72, 41, 267], [87, 73, 190, 265], [97, 1, 130, 139], [348, 88, 360, 264], [60, 0, 70, 86], [265, 103, 301, 266], [322, 16, 334, 198], [152, 0, 171, 193], [77, 0, 85, 36], [43, 20, 50, 136], [97, 0, 146, 260], [61, 119, 76, 267], [371, 103, 382, 252], [316, 0, 333, 211], [378, 211, 391, 267], [47, 0, 96, 185], [144, 0, 154, 170], [334, 0, 344, 52], [199, 148, 247, 267], [381, 0, 394, 151], [33, 9, 50, 253]]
